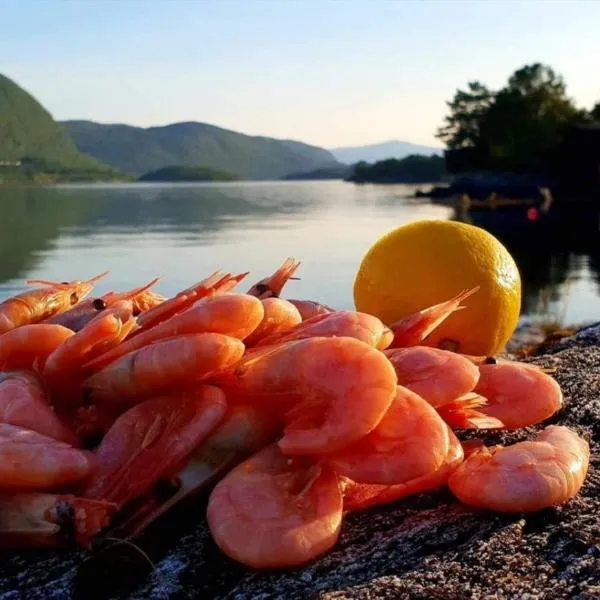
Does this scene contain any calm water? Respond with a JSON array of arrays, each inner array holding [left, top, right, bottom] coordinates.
[[1, 181, 600, 327]]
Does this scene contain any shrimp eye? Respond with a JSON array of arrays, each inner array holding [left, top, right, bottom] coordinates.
[[484, 356, 497, 364], [70, 292, 80, 305], [92, 298, 107, 311]]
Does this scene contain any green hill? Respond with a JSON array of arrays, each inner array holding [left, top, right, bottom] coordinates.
[[61, 120, 338, 180], [0, 73, 120, 181]]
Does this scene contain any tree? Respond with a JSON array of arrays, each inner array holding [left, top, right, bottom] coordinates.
[[435, 81, 493, 149], [437, 63, 583, 173], [591, 103, 600, 121]]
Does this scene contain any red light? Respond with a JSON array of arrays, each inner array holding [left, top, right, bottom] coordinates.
[[527, 208, 539, 221]]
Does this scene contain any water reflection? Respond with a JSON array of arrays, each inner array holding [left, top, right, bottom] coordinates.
[[0, 183, 322, 285], [2, 182, 600, 326], [452, 204, 600, 324]]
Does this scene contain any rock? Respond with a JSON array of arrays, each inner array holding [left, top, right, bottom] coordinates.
[[1, 335, 599, 600]]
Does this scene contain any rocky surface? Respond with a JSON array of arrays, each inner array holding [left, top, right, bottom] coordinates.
[[1, 330, 599, 600]]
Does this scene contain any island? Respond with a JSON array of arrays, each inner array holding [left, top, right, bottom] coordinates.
[[346, 154, 446, 184], [138, 165, 239, 182]]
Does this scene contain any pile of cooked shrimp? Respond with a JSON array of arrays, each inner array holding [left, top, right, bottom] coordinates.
[[0, 259, 590, 568]]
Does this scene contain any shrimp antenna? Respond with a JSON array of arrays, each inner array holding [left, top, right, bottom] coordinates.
[[26, 271, 110, 288], [100, 537, 169, 600]]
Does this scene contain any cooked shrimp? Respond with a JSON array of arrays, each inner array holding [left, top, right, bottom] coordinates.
[[325, 386, 451, 484], [42, 300, 139, 412], [44, 300, 137, 377], [247, 258, 300, 298], [448, 425, 589, 513], [244, 298, 302, 346], [218, 337, 397, 454], [0, 493, 117, 548], [207, 444, 343, 569], [256, 310, 393, 350], [85, 333, 244, 409], [44, 277, 160, 331], [84, 293, 263, 372], [0, 324, 74, 371], [135, 271, 247, 331], [388, 287, 479, 348], [0, 424, 91, 490], [287, 299, 335, 321], [383, 346, 499, 429], [342, 428, 464, 513], [82, 386, 227, 508], [0, 272, 107, 334], [384, 347, 480, 408], [0, 371, 78, 446], [472, 362, 563, 429], [110, 401, 283, 540]]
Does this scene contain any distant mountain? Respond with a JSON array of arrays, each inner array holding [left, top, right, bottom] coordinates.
[[0, 73, 111, 176], [62, 120, 337, 180], [331, 140, 443, 164]]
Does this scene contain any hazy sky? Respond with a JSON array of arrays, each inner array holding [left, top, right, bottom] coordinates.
[[2, 0, 599, 148]]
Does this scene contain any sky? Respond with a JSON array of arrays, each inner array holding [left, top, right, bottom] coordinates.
[[1, 0, 600, 149]]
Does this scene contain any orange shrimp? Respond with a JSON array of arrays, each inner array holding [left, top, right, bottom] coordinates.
[[383, 346, 499, 429], [0, 371, 78, 446], [0, 272, 108, 334], [342, 428, 464, 513], [44, 277, 160, 332], [472, 362, 563, 429], [218, 337, 397, 455], [42, 300, 139, 412], [384, 347, 480, 408], [0, 324, 74, 371], [135, 271, 247, 332], [287, 299, 335, 321], [84, 293, 263, 372], [85, 333, 244, 409], [244, 297, 302, 346], [388, 287, 480, 348], [44, 300, 137, 376], [111, 401, 284, 540], [0, 424, 91, 490], [207, 444, 343, 569], [0, 493, 117, 548], [247, 258, 301, 298], [325, 386, 452, 485], [255, 310, 393, 350], [82, 386, 227, 508], [448, 425, 589, 513]]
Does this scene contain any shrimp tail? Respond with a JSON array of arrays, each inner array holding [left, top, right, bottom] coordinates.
[[216, 272, 250, 294], [436, 392, 504, 430], [134, 271, 240, 331], [0, 493, 117, 549], [389, 286, 480, 347], [109, 277, 161, 304], [247, 258, 301, 298]]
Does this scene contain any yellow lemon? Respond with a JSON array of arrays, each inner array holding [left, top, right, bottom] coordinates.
[[353, 219, 521, 356]]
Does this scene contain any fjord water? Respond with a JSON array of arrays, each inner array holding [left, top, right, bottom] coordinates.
[[1, 181, 600, 327]]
